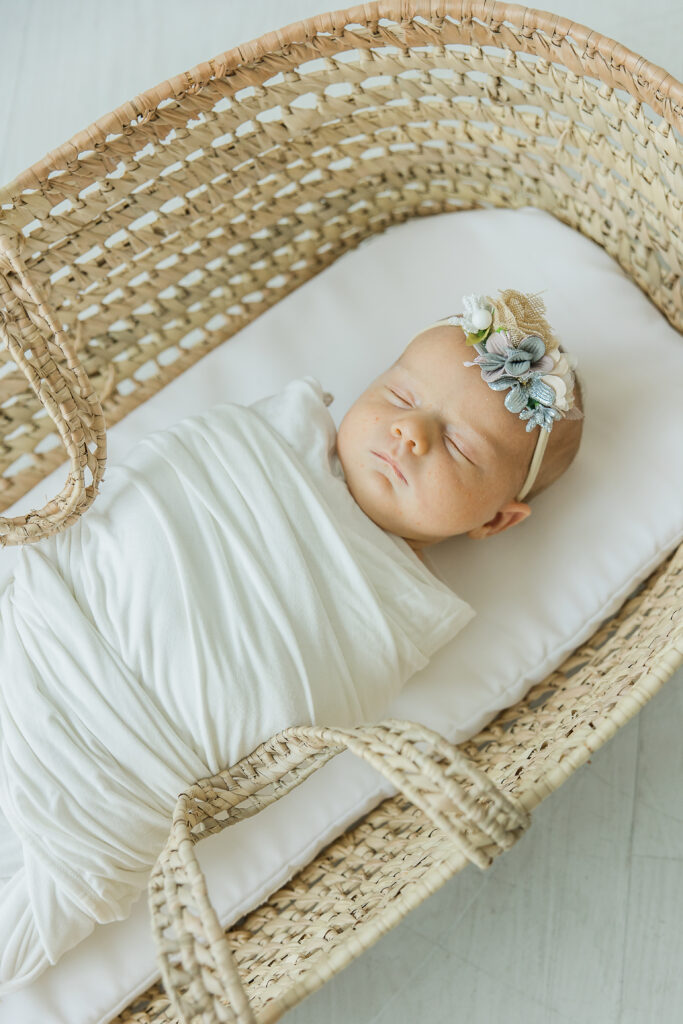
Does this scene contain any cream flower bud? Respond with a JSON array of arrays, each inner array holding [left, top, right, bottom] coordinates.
[[471, 307, 492, 330]]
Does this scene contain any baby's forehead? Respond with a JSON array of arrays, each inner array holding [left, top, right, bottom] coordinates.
[[393, 328, 476, 388], [403, 322, 467, 359]]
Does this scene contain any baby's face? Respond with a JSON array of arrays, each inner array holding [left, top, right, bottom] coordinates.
[[336, 324, 537, 551]]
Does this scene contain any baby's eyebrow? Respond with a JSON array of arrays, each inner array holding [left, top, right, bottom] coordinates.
[[393, 363, 494, 462]]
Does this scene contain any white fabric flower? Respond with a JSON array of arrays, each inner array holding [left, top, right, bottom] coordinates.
[[550, 350, 570, 379], [541, 372, 568, 410], [542, 348, 579, 412]]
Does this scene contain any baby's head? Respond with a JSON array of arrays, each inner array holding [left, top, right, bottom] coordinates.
[[336, 289, 584, 557]]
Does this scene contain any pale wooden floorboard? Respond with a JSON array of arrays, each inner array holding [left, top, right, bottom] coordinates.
[[0, 3, 681, 1023]]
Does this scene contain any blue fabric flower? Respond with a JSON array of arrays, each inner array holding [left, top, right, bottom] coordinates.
[[519, 403, 563, 432], [464, 331, 554, 383], [487, 370, 558, 419]]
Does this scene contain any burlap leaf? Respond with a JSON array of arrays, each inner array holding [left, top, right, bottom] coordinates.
[[488, 289, 562, 352]]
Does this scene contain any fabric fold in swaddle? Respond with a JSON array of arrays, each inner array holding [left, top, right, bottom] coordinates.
[[0, 376, 476, 991]]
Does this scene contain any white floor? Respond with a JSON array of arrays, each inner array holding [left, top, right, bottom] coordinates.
[[1, 3, 682, 1022]]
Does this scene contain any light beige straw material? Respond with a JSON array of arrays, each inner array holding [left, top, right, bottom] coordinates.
[[0, 2, 681, 1021], [149, 720, 531, 1024], [0, 0, 681, 543]]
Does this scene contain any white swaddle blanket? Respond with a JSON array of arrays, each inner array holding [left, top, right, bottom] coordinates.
[[0, 375, 475, 993]]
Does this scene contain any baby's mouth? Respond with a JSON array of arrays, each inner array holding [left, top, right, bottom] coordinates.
[[372, 450, 408, 484]]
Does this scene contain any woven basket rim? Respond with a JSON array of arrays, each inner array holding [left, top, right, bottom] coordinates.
[[1, 0, 681, 204]]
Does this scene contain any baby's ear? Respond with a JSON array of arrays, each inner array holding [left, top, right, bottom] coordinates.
[[468, 501, 531, 539]]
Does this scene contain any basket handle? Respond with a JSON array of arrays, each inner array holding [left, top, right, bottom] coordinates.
[[148, 718, 531, 1024], [0, 226, 107, 546]]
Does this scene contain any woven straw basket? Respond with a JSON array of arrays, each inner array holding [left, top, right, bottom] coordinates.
[[0, 2, 681, 1021]]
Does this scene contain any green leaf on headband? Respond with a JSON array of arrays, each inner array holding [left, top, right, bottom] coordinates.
[[465, 324, 493, 347]]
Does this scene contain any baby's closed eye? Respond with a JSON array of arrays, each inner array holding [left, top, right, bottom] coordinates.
[[385, 387, 470, 462]]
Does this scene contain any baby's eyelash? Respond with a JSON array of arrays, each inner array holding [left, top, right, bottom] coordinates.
[[387, 388, 410, 405]]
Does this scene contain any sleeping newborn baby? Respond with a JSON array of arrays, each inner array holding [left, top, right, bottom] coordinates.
[[337, 288, 584, 565], [0, 287, 583, 992]]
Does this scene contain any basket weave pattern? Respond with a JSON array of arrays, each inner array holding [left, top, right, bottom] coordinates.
[[0, 0, 681, 541], [148, 721, 531, 1023], [0, 2, 681, 1021]]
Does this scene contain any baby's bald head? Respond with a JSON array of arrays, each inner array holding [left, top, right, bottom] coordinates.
[[336, 320, 584, 554]]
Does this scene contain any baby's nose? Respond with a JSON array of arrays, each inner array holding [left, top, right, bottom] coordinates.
[[392, 417, 431, 454]]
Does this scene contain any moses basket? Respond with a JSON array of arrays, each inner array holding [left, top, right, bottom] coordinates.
[[0, 1, 681, 1021]]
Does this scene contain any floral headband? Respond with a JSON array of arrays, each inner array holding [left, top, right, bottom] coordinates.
[[418, 289, 583, 502]]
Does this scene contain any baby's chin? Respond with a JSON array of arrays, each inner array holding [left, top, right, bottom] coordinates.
[[348, 484, 410, 539]]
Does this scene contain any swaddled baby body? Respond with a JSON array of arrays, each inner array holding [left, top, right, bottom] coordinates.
[[0, 368, 475, 993], [0, 288, 583, 992]]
